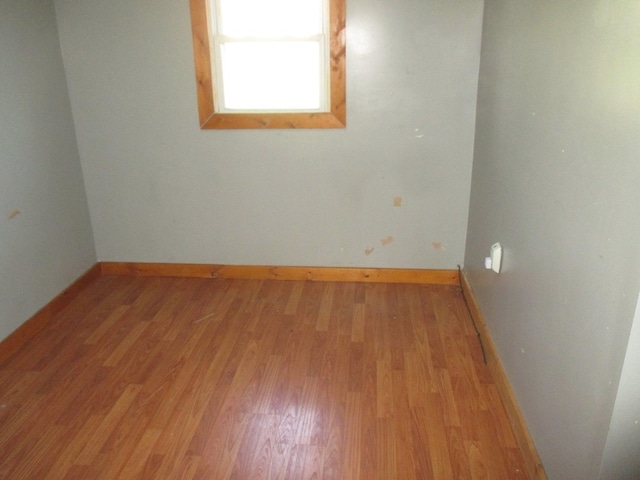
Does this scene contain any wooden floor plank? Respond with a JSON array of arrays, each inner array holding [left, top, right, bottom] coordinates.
[[0, 276, 530, 479]]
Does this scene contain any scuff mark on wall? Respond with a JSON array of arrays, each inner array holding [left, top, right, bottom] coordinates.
[[8, 209, 21, 220], [393, 196, 402, 207], [381, 236, 394, 246], [365, 246, 375, 256], [431, 241, 445, 250]]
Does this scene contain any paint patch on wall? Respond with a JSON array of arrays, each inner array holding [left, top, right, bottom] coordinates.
[[381, 236, 394, 246], [393, 196, 402, 207], [365, 247, 375, 256], [8, 209, 21, 220]]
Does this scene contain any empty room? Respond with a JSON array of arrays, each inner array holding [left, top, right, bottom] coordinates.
[[1, 0, 639, 478]]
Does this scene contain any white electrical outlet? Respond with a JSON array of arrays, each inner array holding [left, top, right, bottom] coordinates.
[[484, 242, 502, 273]]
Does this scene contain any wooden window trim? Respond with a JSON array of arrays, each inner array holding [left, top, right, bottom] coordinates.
[[189, 0, 346, 129]]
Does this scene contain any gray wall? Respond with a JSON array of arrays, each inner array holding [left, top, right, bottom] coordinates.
[[0, 0, 96, 342], [465, 1, 640, 479], [54, 0, 484, 268]]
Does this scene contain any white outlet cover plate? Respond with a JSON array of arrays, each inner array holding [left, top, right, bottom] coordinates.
[[490, 242, 502, 273]]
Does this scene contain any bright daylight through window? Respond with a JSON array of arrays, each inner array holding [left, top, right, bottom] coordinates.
[[189, 0, 346, 129]]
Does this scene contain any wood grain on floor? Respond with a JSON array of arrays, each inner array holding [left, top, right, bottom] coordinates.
[[0, 276, 528, 479]]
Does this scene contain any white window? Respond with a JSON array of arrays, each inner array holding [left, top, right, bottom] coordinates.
[[213, 0, 327, 113], [189, 0, 346, 129]]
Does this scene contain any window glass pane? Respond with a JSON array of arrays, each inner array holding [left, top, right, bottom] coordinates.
[[220, 41, 321, 110], [218, 0, 323, 37]]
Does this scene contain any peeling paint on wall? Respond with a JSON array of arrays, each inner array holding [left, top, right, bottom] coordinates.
[[381, 236, 394, 246], [431, 241, 445, 250]]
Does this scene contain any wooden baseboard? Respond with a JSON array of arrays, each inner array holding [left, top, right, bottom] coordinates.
[[0, 263, 101, 364], [460, 271, 547, 480], [100, 262, 459, 285]]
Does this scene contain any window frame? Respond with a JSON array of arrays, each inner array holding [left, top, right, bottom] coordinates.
[[189, 0, 346, 129]]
